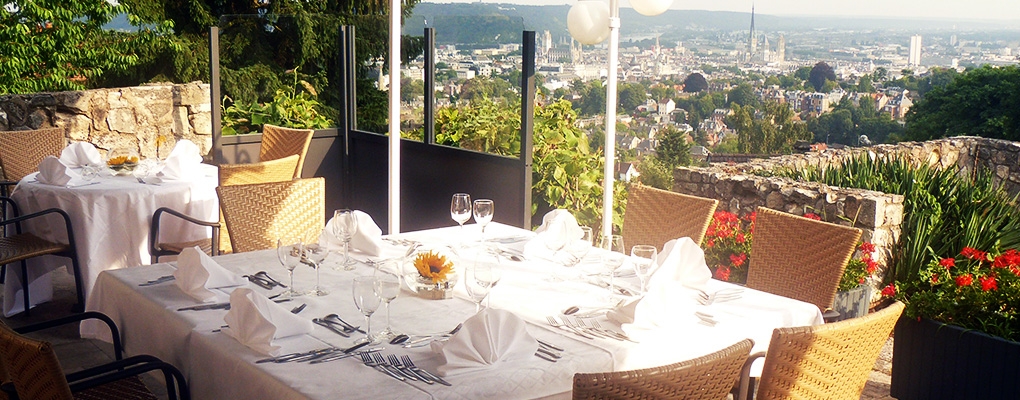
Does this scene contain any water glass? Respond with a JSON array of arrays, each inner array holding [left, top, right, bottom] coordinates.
[[630, 245, 658, 294], [352, 275, 381, 344], [472, 199, 494, 235], [332, 209, 359, 270], [276, 237, 303, 298], [599, 235, 626, 298], [465, 255, 502, 311], [373, 266, 401, 340], [451, 193, 472, 229], [304, 233, 329, 296]]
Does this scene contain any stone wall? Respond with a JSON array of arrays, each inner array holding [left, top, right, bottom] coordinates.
[[0, 82, 212, 159]]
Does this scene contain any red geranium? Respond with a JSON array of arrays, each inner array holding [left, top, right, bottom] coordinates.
[[980, 275, 998, 291], [729, 253, 747, 267], [881, 283, 896, 296], [939, 258, 955, 269], [714, 266, 731, 281], [803, 213, 822, 221], [955, 274, 974, 287]]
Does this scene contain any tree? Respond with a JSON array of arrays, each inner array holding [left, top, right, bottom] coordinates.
[[401, 78, 425, 102], [655, 125, 692, 168], [575, 79, 606, 116], [873, 67, 888, 82], [809, 62, 837, 92], [905, 65, 1020, 141], [682, 73, 708, 93], [727, 102, 811, 154], [618, 83, 647, 112], [858, 75, 875, 93], [916, 67, 959, 98], [727, 83, 758, 108], [794, 66, 812, 81]]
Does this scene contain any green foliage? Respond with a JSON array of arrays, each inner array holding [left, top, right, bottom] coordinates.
[[655, 125, 692, 168], [221, 70, 333, 135], [726, 83, 758, 108], [904, 65, 1020, 141], [573, 79, 607, 117], [727, 102, 811, 154], [458, 76, 515, 104], [808, 62, 836, 92], [618, 83, 647, 113], [432, 100, 521, 155], [635, 155, 673, 190]]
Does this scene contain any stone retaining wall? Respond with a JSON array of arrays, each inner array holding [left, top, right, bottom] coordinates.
[[0, 82, 212, 159]]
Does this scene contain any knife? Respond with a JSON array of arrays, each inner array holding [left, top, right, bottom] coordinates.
[[409, 365, 451, 386], [177, 298, 290, 311]]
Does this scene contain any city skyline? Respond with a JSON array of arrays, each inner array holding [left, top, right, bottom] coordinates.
[[423, 0, 1020, 22]]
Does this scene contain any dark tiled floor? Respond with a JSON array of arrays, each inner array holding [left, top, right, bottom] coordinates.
[[3, 267, 895, 399]]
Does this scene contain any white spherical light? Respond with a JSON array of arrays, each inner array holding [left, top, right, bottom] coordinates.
[[567, 1, 610, 45], [630, 0, 672, 16]]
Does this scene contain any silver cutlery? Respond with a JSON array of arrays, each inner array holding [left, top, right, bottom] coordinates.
[[402, 322, 463, 347], [374, 353, 417, 381], [388, 355, 433, 384], [361, 353, 405, 381], [290, 303, 307, 314], [308, 347, 382, 364], [312, 319, 351, 337], [400, 355, 451, 386], [695, 288, 744, 305], [695, 311, 718, 326], [323, 313, 366, 334], [245, 271, 287, 288], [536, 339, 564, 352], [534, 351, 557, 362], [139, 275, 175, 286], [177, 296, 288, 311], [546, 316, 594, 339], [136, 177, 161, 185]]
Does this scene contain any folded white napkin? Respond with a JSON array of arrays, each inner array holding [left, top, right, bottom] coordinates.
[[524, 209, 584, 262], [646, 237, 712, 291], [59, 142, 102, 168], [173, 246, 247, 302], [159, 140, 202, 181], [321, 210, 382, 256], [36, 156, 79, 186], [431, 308, 539, 376], [223, 288, 314, 356]]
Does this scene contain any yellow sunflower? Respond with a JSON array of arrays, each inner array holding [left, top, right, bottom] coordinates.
[[413, 250, 453, 284]]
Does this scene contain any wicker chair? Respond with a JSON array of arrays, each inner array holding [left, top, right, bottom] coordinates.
[[1, 197, 85, 316], [0, 127, 65, 195], [572, 339, 753, 400], [217, 177, 325, 253], [622, 184, 719, 251], [149, 155, 300, 262], [745, 207, 862, 317], [738, 302, 904, 400], [259, 124, 314, 179], [0, 312, 189, 400]]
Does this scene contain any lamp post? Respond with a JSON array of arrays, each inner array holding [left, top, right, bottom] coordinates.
[[567, 0, 672, 238]]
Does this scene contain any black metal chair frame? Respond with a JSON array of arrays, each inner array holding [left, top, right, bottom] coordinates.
[[149, 207, 221, 264]]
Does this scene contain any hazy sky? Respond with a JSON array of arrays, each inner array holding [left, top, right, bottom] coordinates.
[[425, 0, 1020, 21]]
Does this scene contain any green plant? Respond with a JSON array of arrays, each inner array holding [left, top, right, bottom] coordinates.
[[221, 69, 333, 135]]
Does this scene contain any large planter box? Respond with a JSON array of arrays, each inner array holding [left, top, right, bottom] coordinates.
[[891, 316, 1020, 399], [832, 284, 872, 321]]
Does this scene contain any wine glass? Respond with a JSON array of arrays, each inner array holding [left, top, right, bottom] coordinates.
[[332, 209, 359, 271], [564, 226, 594, 267], [599, 235, 626, 300], [352, 275, 382, 345], [472, 199, 494, 236], [373, 266, 401, 340], [451, 193, 472, 230], [304, 232, 329, 296], [464, 249, 500, 311], [630, 245, 658, 294], [276, 237, 303, 298]]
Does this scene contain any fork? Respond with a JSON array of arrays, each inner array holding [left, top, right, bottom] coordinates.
[[546, 316, 595, 339], [401, 355, 451, 386], [377, 354, 419, 381], [695, 288, 743, 305], [361, 353, 405, 381], [590, 320, 637, 343], [389, 355, 433, 383]]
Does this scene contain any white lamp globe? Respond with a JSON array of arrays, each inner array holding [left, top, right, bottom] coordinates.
[[567, 0, 610, 45], [629, 0, 672, 16]]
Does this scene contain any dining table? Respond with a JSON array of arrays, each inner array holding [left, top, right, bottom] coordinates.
[[80, 222, 823, 399], [5, 164, 218, 316]]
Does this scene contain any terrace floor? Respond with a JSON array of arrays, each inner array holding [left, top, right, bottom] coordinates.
[[1, 267, 895, 399]]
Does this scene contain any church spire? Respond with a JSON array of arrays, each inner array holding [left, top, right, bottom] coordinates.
[[748, 3, 757, 62]]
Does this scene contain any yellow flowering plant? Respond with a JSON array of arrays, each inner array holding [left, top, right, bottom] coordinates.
[[413, 250, 453, 284]]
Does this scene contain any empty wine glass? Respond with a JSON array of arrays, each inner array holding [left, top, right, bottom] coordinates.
[[472, 199, 494, 236], [304, 232, 329, 296], [332, 209, 359, 271], [564, 226, 594, 267], [276, 237, 303, 298], [352, 275, 381, 345], [451, 193, 472, 230], [373, 266, 401, 340], [630, 245, 658, 294], [599, 235, 626, 300]]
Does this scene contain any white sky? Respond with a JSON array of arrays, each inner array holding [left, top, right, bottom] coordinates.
[[425, 0, 1020, 21]]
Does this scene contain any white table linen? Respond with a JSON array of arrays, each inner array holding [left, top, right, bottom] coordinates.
[[5, 164, 217, 316], [82, 223, 822, 399]]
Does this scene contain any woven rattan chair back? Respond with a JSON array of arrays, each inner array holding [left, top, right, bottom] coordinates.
[[622, 184, 719, 251], [0, 323, 74, 400], [259, 124, 314, 179], [0, 127, 65, 182], [211, 154, 301, 254], [572, 339, 752, 400], [755, 302, 904, 400], [746, 207, 862, 312], [217, 178, 325, 253]]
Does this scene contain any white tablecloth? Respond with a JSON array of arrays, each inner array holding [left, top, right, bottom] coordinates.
[[81, 223, 822, 399], [6, 164, 218, 316]]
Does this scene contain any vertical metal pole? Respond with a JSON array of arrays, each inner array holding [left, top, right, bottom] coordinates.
[[520, 31, 536, 230], [602, 0, 621, 238], [387, 0, 402, 234], [338, 26, 353, 208], [424, 28, 436, 144], [209, 26, 223, 164]]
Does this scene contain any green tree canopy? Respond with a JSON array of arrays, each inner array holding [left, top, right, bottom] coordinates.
[[904, 65, 1020, 141], [655, 125, 692, 168], [727, 102, 811, 154], [727, 83, 758, 108], [618, 83, 647, 113]]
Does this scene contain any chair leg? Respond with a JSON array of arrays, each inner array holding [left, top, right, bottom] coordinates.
[[20, 261, 30, 317], [68, 254, 86, 313], [1, 264, 5, 284]]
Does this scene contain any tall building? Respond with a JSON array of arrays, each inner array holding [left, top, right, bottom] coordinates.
[[747, 4, 757, 62], [777, 34, 786, 63], [909, 35, 922, 67]]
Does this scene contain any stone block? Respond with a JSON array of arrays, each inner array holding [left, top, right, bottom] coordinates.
[[55, 90, 91, 114], [765, 191, 783, 209], [883, 201, 904, 226], [997, 165, 1009, 179], [188, 102, 212, 113], [175, 82, 210, 106], [63, 114, 92, 141], [106, 108, 137, 134], [27, 109, 48, 129], [190, 112, 212, 135]]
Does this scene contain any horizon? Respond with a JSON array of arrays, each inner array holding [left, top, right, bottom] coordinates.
[[422, 0, 1020, 22]]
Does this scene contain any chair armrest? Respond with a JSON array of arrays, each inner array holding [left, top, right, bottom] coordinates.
[[0, 196, 19, 217], [67, 355, 190, 400], [822, 308, 841, 323], [737, 351, 766, 400], [1, 207, 75, 243], [14, 311, 124, 360], [150, 207, 221, 257]]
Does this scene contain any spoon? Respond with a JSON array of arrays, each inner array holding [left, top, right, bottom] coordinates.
[[324, 314, 366, 334], [389, 334, 409, 345], [562, 306, 580, 315]]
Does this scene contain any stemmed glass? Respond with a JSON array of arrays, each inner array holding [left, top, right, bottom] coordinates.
[[373, 265, 401, 340], [472, 199, 494, 237], [332, 209, 359, 271], [451, 193, 472, 230], [599, 235, 626, 300], [276, 237, 303, 298], [465, 254, 502, 311], [352, 275, 381, 345], [630, 245, 658, 294], [303, 231, 329, 296]]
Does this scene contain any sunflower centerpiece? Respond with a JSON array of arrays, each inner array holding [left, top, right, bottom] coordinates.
[[404, 247, 458, 300]]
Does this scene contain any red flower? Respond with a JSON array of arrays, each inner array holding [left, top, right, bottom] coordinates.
[[729, 253, 747, 267], [939, 257, 955, 269], [706, 238, 715, 248], [803, 213, 822, 221], [865, 258, 878, 274], [960, 247, 988, 261], [736, 233, 746, 244], [992, 249, 1020, 268], [931, 273, 939, 284], [979, 275, 998, 291], [714, 266, 731, 281], [881, 283, 896, 297], [955, 274, 974, 287], [860, 242, 876, 253]]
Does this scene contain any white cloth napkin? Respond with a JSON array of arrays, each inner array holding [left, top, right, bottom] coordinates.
[[173, 246, 247, 302], [159, 140, 202, 181], [321, 210, 382, 256], [524, 209, 584, 262], [36, 156, 79, 186], [59, 142, 102, 168], [223, 288, 314, 356], [431, 308, 539, 376]]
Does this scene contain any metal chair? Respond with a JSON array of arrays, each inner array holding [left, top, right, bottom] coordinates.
[[0, 197, 85, 316], [149, 155, 300, 262], [217, 178, 325, 253], [572, 339, 753, 400], [746, 207, 862, 319], [0, 127, 66, 196], [259, 124, 314, 179], [738, 302, 904, 400], [622, 184, 719, 251], [0, 312, 189, 400]]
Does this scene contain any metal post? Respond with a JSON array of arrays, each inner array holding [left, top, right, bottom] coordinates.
[[424, 28, 436, 144], [602, 0, 621, 238], [209, 26, 223, 164], [387, 0, 402, 234], [520, 31, 536, 230]]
